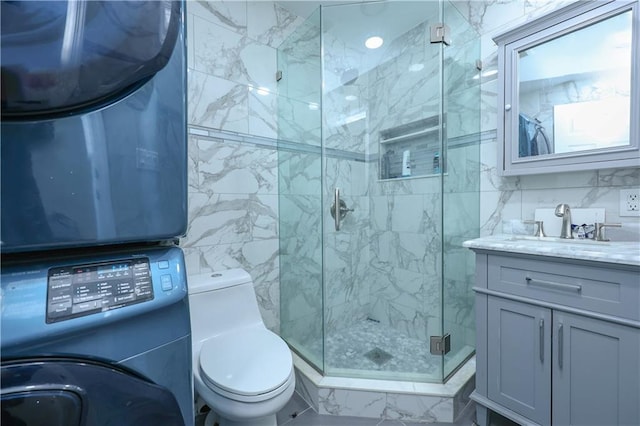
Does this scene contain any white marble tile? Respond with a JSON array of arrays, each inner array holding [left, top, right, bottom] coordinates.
[[386, 393, 454, 423], [370, 267, 425, 312], [246, 1, 305, 48], [192, 15, 242, 78], [446, 85, 482, 140], [194, 137, 277, 195], [390, 195, 425, 233], [183, 193, 277, 247], [445, 143, 481, 194], [294, 364, 321, 412], [193, 15, 277, 92], [187, 134, 200, 192], [480, 77, 499, 133], [241, 43, 278, 93], [597, 168, 640, 187], [248, 89, 277, 139], [279, 153, 322, 196], [523, 0, 576, 21], [188, 0, 247, 35], [277, 95, 322, 146], [480, 189, 522, 236], [519, 170, 598, 190], [480, 140, 520, 192], [464, 0, 525, 35], [318, 389, 386, 418], [188, 70, 249, 133]]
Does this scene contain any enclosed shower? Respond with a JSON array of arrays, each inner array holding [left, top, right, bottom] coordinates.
[[277, 0, 481, 385]]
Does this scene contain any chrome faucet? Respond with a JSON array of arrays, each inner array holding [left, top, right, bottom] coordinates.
[[554, 203, 573, 239]]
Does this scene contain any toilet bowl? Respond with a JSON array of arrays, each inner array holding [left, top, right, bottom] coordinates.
[[188, 269, 295, 426]]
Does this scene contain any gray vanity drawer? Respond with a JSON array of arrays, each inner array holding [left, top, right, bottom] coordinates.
[[487, 255, 640, 321]]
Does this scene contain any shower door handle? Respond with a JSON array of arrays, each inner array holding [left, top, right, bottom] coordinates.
[[331, 188, 354, 231]]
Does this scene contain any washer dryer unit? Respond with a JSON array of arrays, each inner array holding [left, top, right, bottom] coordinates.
[[1, 245, 193, 426]]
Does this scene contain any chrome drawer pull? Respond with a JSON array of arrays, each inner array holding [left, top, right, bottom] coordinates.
[[525, 277, 582, 293], [539, 319, 544, 363], [558, 323, 564, 369]]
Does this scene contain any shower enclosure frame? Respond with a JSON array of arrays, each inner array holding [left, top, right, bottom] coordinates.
[[277, 0, 481, 386]]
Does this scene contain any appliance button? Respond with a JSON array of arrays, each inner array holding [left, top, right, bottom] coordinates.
[[158, 260, 169, 269], [161, 274, 173, 291]]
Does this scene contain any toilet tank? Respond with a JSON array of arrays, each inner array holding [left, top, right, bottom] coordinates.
[[188, 269, 264, 345]]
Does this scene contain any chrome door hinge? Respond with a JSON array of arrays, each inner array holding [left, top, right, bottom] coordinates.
[[430, 24, 451, 46], [430, 333, 451, 355]]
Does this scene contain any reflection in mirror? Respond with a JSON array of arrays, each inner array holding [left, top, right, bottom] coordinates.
[[517, 9, 632, 158]]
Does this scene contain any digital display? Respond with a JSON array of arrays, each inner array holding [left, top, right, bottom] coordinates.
[[46, 258, 154, 323]]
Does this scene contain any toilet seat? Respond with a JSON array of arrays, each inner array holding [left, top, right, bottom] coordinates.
[[199, 327, 293, 403]]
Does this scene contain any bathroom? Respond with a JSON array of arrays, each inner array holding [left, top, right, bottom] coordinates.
[[1, 0, 638, 425], [185, 0, 639, 424]]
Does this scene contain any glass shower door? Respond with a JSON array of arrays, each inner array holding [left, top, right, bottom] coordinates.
[[441, 1, 481, 379], [277, 8, 324, 371], [277, 0, 481, 384], [320, 0, 446, 382]]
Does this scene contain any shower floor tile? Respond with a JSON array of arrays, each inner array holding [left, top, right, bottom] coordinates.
[[305, 320, 440, 380]]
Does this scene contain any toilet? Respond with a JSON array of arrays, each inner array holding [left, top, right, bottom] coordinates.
[[188, 269, 295, 426]]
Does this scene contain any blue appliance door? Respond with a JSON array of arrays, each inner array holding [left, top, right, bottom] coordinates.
[[0, 1, 187, 253], [1, 358, 185, 426]]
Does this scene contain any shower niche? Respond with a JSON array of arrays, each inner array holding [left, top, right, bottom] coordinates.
[[379, 116, 446, 180]]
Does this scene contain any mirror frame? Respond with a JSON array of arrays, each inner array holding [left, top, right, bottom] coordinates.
[[494, 0, 640, 176]]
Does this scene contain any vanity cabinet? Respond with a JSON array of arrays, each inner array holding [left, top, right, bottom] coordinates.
[[471, 251, 640, 426]]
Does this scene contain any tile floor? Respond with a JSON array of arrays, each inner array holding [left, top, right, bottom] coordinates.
[[195, 391, 477, 425], [196, 390, 523, 425], [275, 392, 478, 426]]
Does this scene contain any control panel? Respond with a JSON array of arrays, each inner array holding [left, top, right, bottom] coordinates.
[[46, 258, 154, 323]]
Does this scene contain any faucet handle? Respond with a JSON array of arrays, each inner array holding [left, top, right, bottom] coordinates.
[[523, 220, 546, 237], [593, 222, 621, 242]]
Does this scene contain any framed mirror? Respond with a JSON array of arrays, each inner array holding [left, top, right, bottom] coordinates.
[[494, 0, 639, 176]]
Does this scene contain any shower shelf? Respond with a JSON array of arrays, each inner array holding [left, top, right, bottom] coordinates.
[[379, 116, 445, 180], [379, 126, 439, 144]]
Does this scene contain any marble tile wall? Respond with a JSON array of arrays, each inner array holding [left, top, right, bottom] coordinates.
[[449, 0, 640, 238], [319, 15, 446, 341], [184, 1, 304, 332], [184, 0, 639, 365]]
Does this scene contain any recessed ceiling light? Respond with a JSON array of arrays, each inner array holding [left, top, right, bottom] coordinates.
[[345, 95, 358, 101], [308, 103, 319, 111], [365, 36, 384, 49], [408, 63, 424, 72]]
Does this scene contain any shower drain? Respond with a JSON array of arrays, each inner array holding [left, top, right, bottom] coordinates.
[[364, 347, 393, 366]]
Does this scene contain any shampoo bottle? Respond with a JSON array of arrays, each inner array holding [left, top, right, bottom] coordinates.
[[402, 150, 411, 177]]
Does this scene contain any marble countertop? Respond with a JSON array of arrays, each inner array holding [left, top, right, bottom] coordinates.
[[463, 235, 640, 267]]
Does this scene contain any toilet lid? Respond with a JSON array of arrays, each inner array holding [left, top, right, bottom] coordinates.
[[199, 328, 292, 397]]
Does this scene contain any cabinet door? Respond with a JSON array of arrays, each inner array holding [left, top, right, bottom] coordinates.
[[553, 312, 640, 426], [487, 297, 551, 425]]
